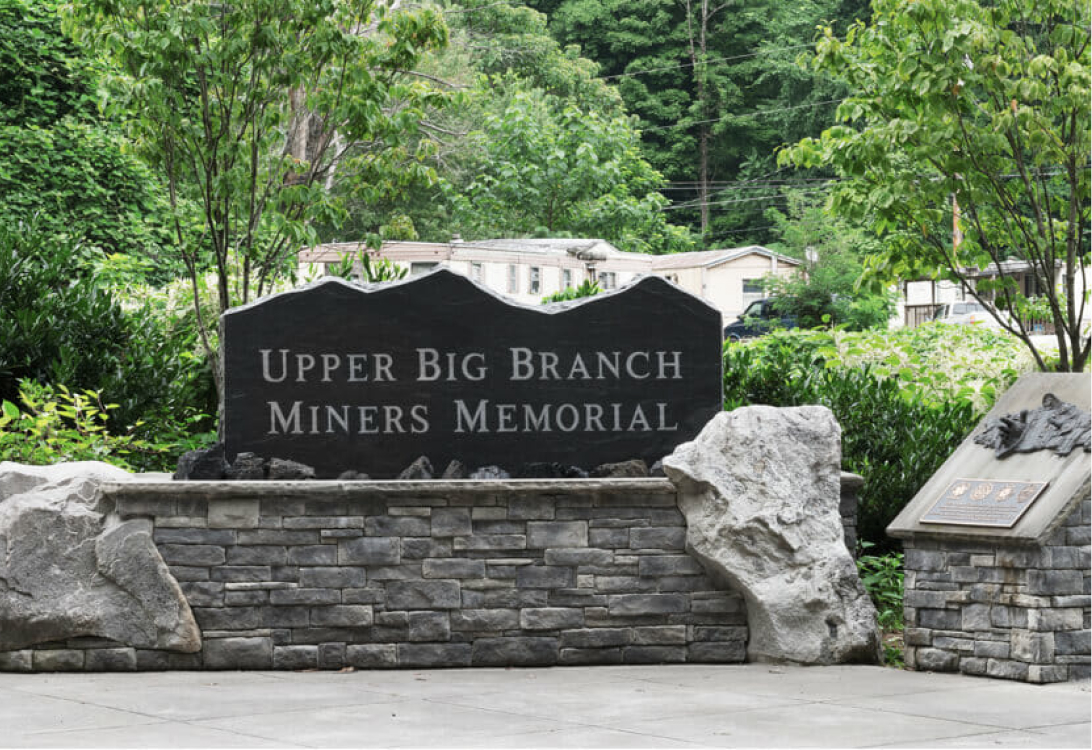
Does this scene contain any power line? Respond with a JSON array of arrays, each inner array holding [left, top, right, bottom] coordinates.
[[659, 179, 837, 193], [642, 99, 844, 132], [661, 167, 1081, 212], [666, 176, 835, 185], [705, 224, 780, 238], [599, 44, 814, 81], [661, 188, 829, 212]]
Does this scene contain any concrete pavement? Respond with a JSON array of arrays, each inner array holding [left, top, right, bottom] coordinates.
[[1, 664, 1088, 748]]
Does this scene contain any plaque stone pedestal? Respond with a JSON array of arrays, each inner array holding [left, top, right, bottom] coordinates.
[[888, 373, 1091, 683]]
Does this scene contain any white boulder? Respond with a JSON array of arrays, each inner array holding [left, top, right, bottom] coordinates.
[[664, 406, 881, 664]]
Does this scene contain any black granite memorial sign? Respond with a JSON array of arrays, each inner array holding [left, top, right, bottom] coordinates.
[[221, 269, 723, 478]]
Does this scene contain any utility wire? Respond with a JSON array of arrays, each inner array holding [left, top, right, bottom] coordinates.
[[642, 99, 844, 132], [661, 188, 829, 212], [666, 176, 835, 185], [659, 179, 838, 192], [705, 224, 781, 238], [663, 168, 1081, 212], [599, 44, 814, 81]]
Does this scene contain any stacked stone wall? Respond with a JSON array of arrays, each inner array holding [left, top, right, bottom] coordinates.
[[903, 497, 1091, 683], [2, 481, 749, 671]]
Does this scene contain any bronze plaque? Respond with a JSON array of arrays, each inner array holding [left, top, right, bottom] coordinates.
[[920, 479, 1049, 528]]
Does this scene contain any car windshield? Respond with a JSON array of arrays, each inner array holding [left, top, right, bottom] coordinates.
[[936, 302, 986, 319], [742, 300, 765, 317], [952, 302, 984, 315]]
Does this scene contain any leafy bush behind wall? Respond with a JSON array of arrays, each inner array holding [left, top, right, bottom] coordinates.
[[0, 223, 216, 468], [722, 327, 1032, 551]]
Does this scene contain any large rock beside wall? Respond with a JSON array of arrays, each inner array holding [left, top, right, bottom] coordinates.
[[0, 462, 201, 653], [664, 406, 881, 665]]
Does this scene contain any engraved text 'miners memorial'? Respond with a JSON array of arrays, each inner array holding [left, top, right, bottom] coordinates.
[[221, 270, 723, 477]]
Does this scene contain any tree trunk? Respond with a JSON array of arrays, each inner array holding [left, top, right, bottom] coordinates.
[[684, 1, 718, 244], [289, 86, 309, 163]]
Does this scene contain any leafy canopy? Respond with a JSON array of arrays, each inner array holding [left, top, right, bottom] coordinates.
[[64, 0, 450, 396], [444, 82, 693, 253], [0, 0, 177, 266], [542, 0, 870, 246], [782, 0, 1091, 371], [334, 3, 691, 253]]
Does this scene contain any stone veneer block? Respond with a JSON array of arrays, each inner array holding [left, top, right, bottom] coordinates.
[[32, 650, 86, 672], [347, 644, 398, 668], [202, 637, 273, 669], [209, 500, 260, 529], [83, 648, 138, 672], [0, 650, 32, 672]]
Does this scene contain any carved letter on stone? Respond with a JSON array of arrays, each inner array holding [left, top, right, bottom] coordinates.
[[664, 407, 881, 665]]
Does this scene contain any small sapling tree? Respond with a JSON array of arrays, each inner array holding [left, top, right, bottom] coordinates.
[[64, 0, 450, 396]]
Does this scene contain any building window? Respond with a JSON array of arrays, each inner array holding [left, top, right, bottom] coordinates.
[[742, 277, 765, 307], [562, 269, 573, 289], [470, 262, 483, 282], [529, 266, 541, 294], [742, 278, 764, 295], [507, 264, 519, 293], [410, 262, 438, 277], [599, 271, 616, 290]]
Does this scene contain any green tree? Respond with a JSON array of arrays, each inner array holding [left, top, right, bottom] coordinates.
[[65, 0, 450, 397], [447, 0, 624, 112], [0, 0, 176, 269], [542, 0, 871, 246], [444, 83, 694, 253], [336, 4, 693, 253], [763, 191, 895, 330], [783, 0, 1090, 371], [327, 1, 630, 245]]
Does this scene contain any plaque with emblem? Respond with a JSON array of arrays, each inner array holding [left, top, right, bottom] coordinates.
[[888, 373, 1089, 543], [920, 478, 1049, 528]]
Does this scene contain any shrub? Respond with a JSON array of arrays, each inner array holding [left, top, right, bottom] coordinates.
[[326, 251, 409, 283], [857, 542, 906, 667], [1, 381, 140, 469], [0, 222, 217, 457], [0, 380, 215, 472], [542, 279, 601, 304], [723, 329, 997, 552], [857, 542, 905, 632], [725, 326, 1033, 416], [0, 221, 128, 401]]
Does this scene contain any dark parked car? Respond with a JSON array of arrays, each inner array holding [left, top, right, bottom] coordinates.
[[723, 297, 797, 341]]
